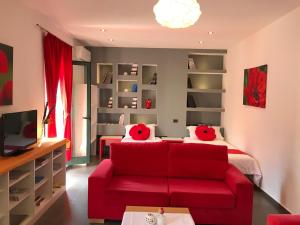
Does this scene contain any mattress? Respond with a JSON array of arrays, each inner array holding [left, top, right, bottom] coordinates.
[[121, 137, 162, 143], [183, 138, 262, 186]]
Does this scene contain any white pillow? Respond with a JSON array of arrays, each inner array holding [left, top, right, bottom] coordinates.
[[212, 126, 224, 140], [124, 124, 155, 140], [187, 126, 224, 140]]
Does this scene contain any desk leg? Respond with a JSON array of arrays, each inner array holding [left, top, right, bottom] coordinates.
[[100, 139, 105, 161]]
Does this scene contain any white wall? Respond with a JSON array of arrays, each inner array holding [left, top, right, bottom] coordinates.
[[0, 1, 75, 135], [223, 7, 300, 212]]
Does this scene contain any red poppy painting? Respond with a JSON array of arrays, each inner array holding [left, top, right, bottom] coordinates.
[[0, 43, 13, 106], [243, 65, 267, 108]]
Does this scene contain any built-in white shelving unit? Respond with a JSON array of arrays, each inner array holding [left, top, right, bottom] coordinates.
[[0, 139, 66, 225], [96, 63, 158, 135], [186, 52, 226, 126]]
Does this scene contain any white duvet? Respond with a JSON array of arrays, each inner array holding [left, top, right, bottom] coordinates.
[[121, 137, 162, 143], [183, 138, 262, 186]]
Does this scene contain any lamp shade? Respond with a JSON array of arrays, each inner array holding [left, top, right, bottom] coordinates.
[[153, 0, 201, 29]]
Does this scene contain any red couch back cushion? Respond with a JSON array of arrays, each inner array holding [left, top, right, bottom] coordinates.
[[168, 143, 229, 180], [110, 142, 169, 177]]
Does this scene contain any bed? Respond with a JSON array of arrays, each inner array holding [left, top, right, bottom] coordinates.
[[183, 137, 262, 186]]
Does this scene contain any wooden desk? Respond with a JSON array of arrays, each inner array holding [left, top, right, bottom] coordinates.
[[0, 138, 67, 225], [99, 136, 123, 159], [161, 137, 184, 143]]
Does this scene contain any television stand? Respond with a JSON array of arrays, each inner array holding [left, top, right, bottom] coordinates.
[[0, 138, 67, 225]]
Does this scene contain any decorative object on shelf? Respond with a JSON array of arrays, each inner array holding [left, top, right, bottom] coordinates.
[[124, 105, 128, 109], [42, 101, 55, 137], [131, 64, 138, 75], [153, 0, 201, 29], [131, 83, 138, 92], [149, 72, 157, 85], [118, 114, 125, 125], [157, 207, 166, 225], [243, 64, 267, 108], [131, 97, 138, 109], [195, 125, 216, 141], [103, 71, 113, 84], [188, 57, 195, 70], [145, 213, 157, 225], [124, 88, 129, 92], [0, 43, 13, 106], [107, 97, 113, 108], [187, 77, 193, 88], [187, 94, 196, 108], [145, 98, 152, 109], [123, 72, 128, 75]]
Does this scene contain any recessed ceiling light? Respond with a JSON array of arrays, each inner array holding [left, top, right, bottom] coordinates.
[[208, 31, 214, 35], [198, 40, 204, 44], [108, 38, 114, 42], [100, 28, 106, 32]]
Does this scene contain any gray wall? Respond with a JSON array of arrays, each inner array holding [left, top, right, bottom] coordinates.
[[90, 47, 225, 137]]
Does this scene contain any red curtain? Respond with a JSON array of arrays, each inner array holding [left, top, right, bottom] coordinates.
[[44, 33, 73, 160], [60, 45, 73, 161], [44, 33, 61, 137]]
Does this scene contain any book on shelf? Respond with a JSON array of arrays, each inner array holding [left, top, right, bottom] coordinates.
[[103, 72, 113, 84], [118, 114, 125, 125], [187, 94, 196, 108], [188, 58, 196, 70], [187, 77, 193, 88]]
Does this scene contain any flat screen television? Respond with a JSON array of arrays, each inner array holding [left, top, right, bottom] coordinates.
[[0, 110, 37, 156]]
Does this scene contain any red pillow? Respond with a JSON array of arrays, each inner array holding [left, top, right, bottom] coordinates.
[[195, 125, 216, 141], [129, 123, 150, 140]]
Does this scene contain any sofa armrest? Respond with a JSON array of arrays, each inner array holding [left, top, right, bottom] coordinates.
[[225, 164, 252, 194], [268, 214, 300, 225], [225, 164, 253, 225], [88, 159, 113, 219], [89, 159, 113, 185]]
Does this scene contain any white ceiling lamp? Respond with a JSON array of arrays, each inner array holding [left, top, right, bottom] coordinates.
[[153, 0, 201, 29]]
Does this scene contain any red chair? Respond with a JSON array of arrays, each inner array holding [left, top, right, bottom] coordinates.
[[268, 214, 300, 225]]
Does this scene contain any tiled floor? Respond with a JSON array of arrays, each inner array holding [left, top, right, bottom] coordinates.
[[35, 157, 288, 225]]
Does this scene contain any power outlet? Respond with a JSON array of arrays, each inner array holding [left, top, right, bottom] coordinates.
[[173, 119, 178, 123]]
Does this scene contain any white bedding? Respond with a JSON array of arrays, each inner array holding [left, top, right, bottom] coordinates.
[[121, 137, 162, 143], [183, 137, 262, 186]]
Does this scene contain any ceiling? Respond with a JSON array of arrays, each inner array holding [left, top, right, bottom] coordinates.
[[21, 0, 300, 49]]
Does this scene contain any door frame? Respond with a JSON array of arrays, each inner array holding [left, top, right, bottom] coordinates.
[[68, 61, 91, 166]]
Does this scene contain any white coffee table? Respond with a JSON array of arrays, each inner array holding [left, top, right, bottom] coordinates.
[[121, 206, 195, 225]]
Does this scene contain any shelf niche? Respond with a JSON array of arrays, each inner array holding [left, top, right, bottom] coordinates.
[[142, 65, 157, 85], [187, 92, 222, 108], [130, 114, 157, 124], [186, 111, 221, 126], [188, 73, 223, 90], [117, 80, 138, 93], [100, 89, 113, 108], [97, 64, 113, 85], [142, 90, 156, 109], [118, 97, 137, 109], [188, 54, 224, 72], [118, 63, 138, 76], [98, 113, 122, 124]]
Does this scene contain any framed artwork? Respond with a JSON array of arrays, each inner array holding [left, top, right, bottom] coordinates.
[[0, 43, 13, 106], [243, 64, 267, 108]]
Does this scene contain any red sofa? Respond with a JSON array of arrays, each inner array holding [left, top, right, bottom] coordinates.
[[268, 214, 300, 225], [88, 142, 253, 225]]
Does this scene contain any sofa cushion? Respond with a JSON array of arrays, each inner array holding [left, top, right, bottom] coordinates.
[[168, 143, 229, 180], [106, 175, 169, 207], [169, 178, 235, 209], [110, 142, 169, 176]]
